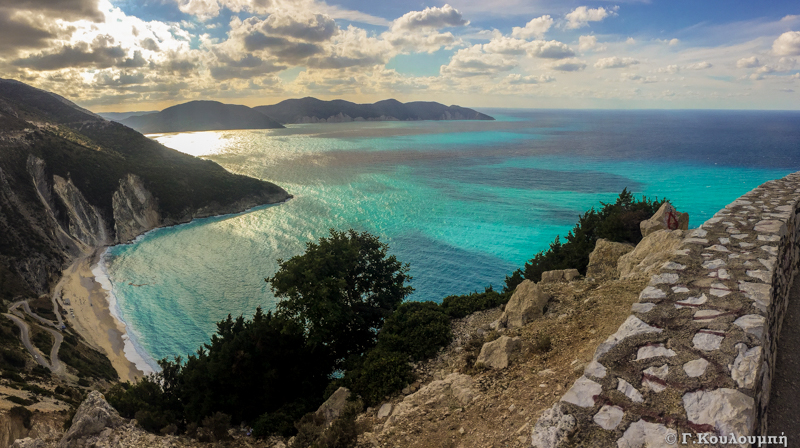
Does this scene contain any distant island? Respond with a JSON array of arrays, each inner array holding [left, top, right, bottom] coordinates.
[[253, 97, 495, 124], [119, 100, 285, 134], [113, 98, 493, 134]]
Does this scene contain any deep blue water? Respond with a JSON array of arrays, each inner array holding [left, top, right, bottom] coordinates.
[[98, 109, 800, 371]]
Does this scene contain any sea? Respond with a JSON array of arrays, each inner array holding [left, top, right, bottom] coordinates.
[[95, 109, 800, 373]]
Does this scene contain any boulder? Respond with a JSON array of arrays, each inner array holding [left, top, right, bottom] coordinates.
[[499, 280, 550, 329], [384, 373, 477, 428], [315, 387, 351, 426], [586, 239, 634, 281], [617, 230, 684, 280], [639, 202, 689, 238], [377, 403, 392, 419], [476, 336, 522, 369], [11, 439, 44, 448], [539, 269, 580, 283], [59, 391, 125, 448]]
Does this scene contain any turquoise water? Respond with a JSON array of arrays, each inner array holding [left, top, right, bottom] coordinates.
[[102, 109, 800, 371]]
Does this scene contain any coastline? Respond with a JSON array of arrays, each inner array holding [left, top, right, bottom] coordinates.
[[55, 249, 148, 382], [57, 198, 295, 381]]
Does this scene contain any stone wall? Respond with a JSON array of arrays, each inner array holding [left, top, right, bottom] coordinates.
[[531, 172, 800, 447]]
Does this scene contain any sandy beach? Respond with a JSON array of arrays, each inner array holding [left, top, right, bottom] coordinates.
[[54, 250, 145, 383]]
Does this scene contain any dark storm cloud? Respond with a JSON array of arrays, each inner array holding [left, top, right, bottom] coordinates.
[[0, 0, 104, 21]]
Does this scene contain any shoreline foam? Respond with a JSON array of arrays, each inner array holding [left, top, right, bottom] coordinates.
[[91, 252, 158, 375]]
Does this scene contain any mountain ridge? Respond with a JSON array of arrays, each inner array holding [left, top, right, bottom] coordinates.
[[119, 100, 284, 134]]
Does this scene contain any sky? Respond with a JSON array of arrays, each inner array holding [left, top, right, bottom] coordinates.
[[0, 0, 798, 111]]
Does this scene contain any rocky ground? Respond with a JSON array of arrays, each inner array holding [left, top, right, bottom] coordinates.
[[351, 276, 648, 448]]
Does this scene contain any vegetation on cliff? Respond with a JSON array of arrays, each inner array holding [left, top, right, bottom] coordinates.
[[504, 189, 665, 290], [119, 100, 284, 133]]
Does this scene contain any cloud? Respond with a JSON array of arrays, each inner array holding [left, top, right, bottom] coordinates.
[[578, 35, 597, 51], [209, 54, 286, 80], [501, 73, 554, 85], [5, 0, 104, 21], [527, 40, 575, 59], [550, 58, 586, 72], [257, 12, 338, 43], [384, 31, 459, 54], [306, 26, 392, 69], [621, 73, 657, 83], [392, 4, 468, 31], [737, 56, 760, 68], [440, 45, 516, 77], [773, 31, 800, 56], [483, 35, 529, 55], [12, 35, 129, 70], [594, 56, 639, 69], [511, 15, 553, 39], [565, 6, 616, 30], [657, 65, 679, 74], [685, 61, 712, 70], [177, 0, 221, 21]]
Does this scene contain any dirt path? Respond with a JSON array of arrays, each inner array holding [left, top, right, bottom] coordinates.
[[6, 299, 67, 377], [2, 313, 50, 369], [767, 273, 800, 439]]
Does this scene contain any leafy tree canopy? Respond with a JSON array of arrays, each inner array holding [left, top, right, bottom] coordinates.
[[268, 229, 413, 370]]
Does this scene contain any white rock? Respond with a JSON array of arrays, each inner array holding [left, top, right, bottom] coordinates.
[[631, 303, 655, 313], [754, 219, 783, 233], [617, 420, 677, 448], [561, 376, 603, 408], [690, 229, 708, 237], [593, 405, 624, 430], [530, 403, 576, 448], [642, 365, 669, 393], [739, 281, 772, 312], [718, 269, 731, 280], [661, 261, 686, 270], [617, 379, 644, 403], [730, 344, 762, 389], [682, 389, 755, 441], [734, 315, 766, 340], [759, 258, 775, 271], [683, 358, 709, 378], [693, 331, 724, 351], [649, 273, 679, 285], [675, 293, 707, 309], [671, 286, 690, 293], [684, 238, 709, 244], [758, 234, 780, 242], [377, 403, 393, 419], [739, 242, 755, 248], [718, 238, 730, 244], [702, 259, 726, 269], [760, 245, 778, 256], [636, 344, 676, 360], [707, 245, 730, 252], [594, 315, 663, 358], [731, 233, 749, 239], [584, 360, 607, 379], [746, 270, 771, 282], [674, 249, 691, 256], [639, 286, 666, 300], [694, 309, 724, 320]]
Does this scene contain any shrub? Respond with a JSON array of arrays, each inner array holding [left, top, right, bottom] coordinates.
[[342, 349, 414, 406], [9, 406, 32, 429], [440, 286, 509, 318], [201, 412, 232, 442], [378, 302, 452, 361], [505, 189, 664, 290]]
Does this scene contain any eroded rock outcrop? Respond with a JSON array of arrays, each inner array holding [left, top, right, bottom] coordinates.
[[59, 391, 124, 448], [586, 239, 634, 281], [539, 269, 580, 283], [315, 387, 351, 426], [498, 280, 550, 329], [476, 336, 522, 369], [52, 175, 110, 249], [384, 373, 477, 429], [617, 229, 684, 280], [112, 174, 161, 243], [639, 201, 689, 238]]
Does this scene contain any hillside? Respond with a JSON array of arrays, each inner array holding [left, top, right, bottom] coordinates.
[[119, 100, 284, 133], [96, 111, 158, 121], [0, 78, 290, 306], [253, 97, 495, 124]]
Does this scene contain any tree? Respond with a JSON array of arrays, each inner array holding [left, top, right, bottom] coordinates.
[[268, 229, 413, 370]]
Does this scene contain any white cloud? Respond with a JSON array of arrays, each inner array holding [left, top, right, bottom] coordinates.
[[483, 35, 529, 55], [669, 38, 680, 46], [578, 35, 597, 51], [657, 65, 679, 74], [550, 58, 586, 72], [565, 6, 617, 30], [737, 56, 760, 68], [440, 44, 516, 77], [501, 73, 554, 85], [773, 31, 800, 56], [594, 56, 639, 69], [392, 4, 468, 31], [177, 0, 221, 21], [511, 16, 553, 39], [685, 61, 712, 70], [621, 73, 657, 83], [527, 40, 575, 59]]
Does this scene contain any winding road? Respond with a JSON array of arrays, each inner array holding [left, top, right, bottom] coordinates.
[[3, 299, 67, 377]]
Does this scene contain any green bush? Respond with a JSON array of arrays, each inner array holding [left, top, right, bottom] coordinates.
[[9, 406, 33, 429], [342, 349, 414, 406], [378, 302, 452, 361], [440, 286, 510, 318], [252, 402, 308, 439], [505, 189, 665, 290]]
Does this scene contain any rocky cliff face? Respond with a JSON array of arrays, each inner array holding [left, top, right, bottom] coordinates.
[[112, 174, 161, 244]]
